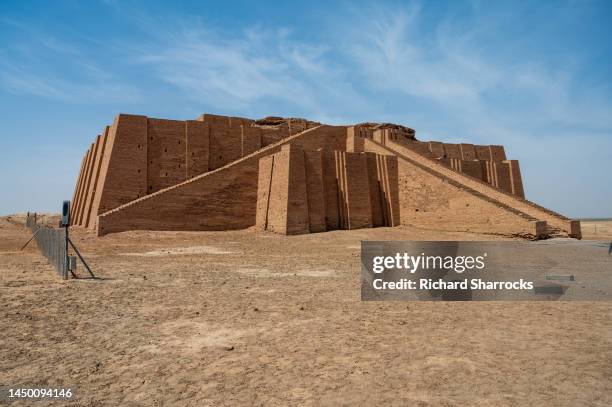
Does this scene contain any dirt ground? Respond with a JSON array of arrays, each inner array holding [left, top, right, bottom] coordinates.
[[0, 215, 610, 406], [580, 220, 612, 240]]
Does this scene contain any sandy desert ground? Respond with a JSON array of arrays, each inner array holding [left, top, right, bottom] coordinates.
[[0, 215, 610, 406], [580, 220, 612, 240]]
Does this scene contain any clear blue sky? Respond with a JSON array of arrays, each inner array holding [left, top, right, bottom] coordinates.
[[1, 0, 611, 218]]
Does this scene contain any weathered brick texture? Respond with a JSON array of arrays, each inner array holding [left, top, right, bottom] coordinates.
[[84, 129, 109, 228], [304, 150, 326, 232], [96, 125, 346, 235], [255, 145, 399, 235], [364, 137, 578, 238], [76, 138, 99, 226], [71, 148, 89, 224], [70, 112, 578, 239]]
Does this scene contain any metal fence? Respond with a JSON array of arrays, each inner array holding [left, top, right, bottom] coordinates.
[[25, 212, 68, 279], [583, 222, 611, 237]]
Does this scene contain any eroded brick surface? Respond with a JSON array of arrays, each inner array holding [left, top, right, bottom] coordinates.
[[69, 113, 578, 238]]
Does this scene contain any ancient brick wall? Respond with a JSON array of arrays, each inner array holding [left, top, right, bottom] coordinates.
[[255, 145, 399, 235], [505, 160, 525, 198], [285, 145, 311, 234], [346, 125, 375, 140], [71, 146, 91, 225], [98, 155, 261, 235], [186, 120, 209, 179], [255, 144, 310, 235], [95, 125, 351, 235], [366, 153, 383, 227], [70, 152, 87, 219], [339, 151, 373, 229], [147, 118, 187, 193], [394, 137, 523, 198], [322, 151, 340, 230], [87, 128, 111, 229], [303, 150, 326, 232], [365, 152, 400, 227], [75, 138, 98, 225], [363, 138, 543, 237], [260, 126, 290, 147], [199, 114, 242, 170], [73, 113, 323, 230], [241, 124, 262, 157], [459, 159, 484, 180], [443, 143, 461, 159], [256, 155, 283, 233], [291, 126, 347, 152], [365, 137, 577, 237], [460, 143, 477, 160], [428, 141, 445, 158], [69, 112, 576, 238], [83, 129, 109, 228], [94, 114, 148, 219], [346, 133, 365, 153]]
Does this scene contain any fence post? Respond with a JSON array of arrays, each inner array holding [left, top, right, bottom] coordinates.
[[62, 228, 68, 280]]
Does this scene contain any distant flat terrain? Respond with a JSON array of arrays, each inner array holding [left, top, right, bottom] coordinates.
[[0, 216, 610, 406], [580, 219, 612, 240]]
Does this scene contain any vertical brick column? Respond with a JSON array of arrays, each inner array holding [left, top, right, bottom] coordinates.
[[255, 144, 310, 235], [96, 114, 148, 214], [366, 152, 384, 227], [505, 160, 525, 198], [71, 149, 89, 224], [76, 138, 99, 226], [381, 155, 400, 226], [255, 155, 275, 231], [186, 120, 209, 178], [304, 150, 326, 232], [342, 152, 373, 229], [322, 151, 340, 230], [494, 161, 513, 194], [285, 144, 310, 234], [346, 131, 365, 153], [84, 129, 110, 228], [335, 151, 349, 229]]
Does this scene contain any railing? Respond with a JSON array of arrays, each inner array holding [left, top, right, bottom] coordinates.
[[25, 212, 68, 279], [580, 220, 612, 238]]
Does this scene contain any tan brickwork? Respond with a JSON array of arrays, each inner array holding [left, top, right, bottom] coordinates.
[[84, 129, 109, 228], [69, 112, 578, 239], [71, 148, 89, 224], [255, 145, 398, 235], [76, 138, 99, 226]]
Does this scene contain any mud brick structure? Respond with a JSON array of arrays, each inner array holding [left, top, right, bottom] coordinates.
[[70, 113, 581, 239], [256, 145, 400, 234]]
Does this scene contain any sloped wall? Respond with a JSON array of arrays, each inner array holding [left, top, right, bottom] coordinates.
[[69, 112, 575, 238], [98, 155, 261, 235], [72, 113, 320, 230], [359, 129, 525, 199], [95, 125, 347, 235], [363, 138, 546, 238]]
